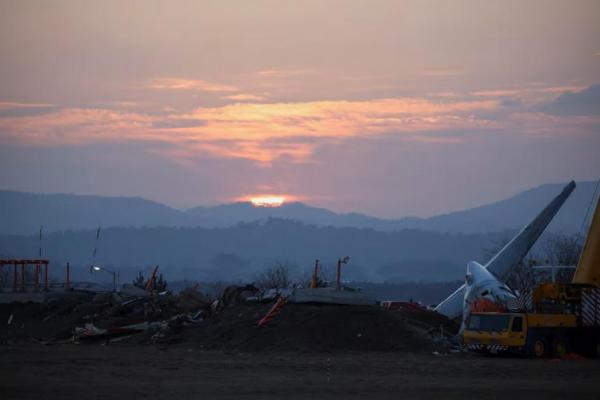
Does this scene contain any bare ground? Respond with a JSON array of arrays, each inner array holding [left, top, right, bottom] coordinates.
[[1, 344, 600, 400], [1, 300, 599, 399]]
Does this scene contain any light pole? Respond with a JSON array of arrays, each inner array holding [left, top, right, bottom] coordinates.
[[336, 256, 350, 290], [90, 265, 119, 291]]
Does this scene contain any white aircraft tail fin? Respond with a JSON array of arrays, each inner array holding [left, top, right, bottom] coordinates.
[[486, 180, 576, 280], [435, 180, 576, 319]]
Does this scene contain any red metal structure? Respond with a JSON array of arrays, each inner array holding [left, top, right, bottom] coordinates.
[[0, 259, 50, 292], [257, 296, 288, 327], [310, 259, 320, 289], [146, 265, 160, 291]]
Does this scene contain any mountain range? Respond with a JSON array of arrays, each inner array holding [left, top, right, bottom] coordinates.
[[0, 181, 596, 284], [0, 181, 597, 235]]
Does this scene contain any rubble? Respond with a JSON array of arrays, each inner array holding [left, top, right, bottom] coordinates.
[[0, 288, 211, 345], [0, 285, 457, 353]]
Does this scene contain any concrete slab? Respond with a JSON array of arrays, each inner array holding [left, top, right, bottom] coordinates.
[[290, 287, 376, 306]]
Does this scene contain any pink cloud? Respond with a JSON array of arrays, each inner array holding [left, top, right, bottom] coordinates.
[[0, 101, 54, 110], [0, 96, 510, 165], [255, 69, 315, 78], [471, 85, 588, 106], [221, 93, 265, 102], [0, 108, 158, 145], [148, 78, 238, 92]]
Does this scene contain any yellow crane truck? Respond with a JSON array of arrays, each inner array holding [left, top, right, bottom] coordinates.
[[464, 189, 600, 357], [463, 283, 600, 357]]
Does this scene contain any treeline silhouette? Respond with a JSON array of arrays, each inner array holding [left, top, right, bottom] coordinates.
[[1, 218, 513, 283]]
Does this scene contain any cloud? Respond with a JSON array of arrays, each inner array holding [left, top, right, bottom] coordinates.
[[536, 84, 600, 116], [470, 85, 592, 113], [8, 86, 587, 153], [505, 112, 600, 137], [0, 102, 54, 110], [162, 98, 500, 164], [472, 86, 585, 98], [0, 96, 510, 165], [256, 69, 315, 78], [221, 93, 265, 102], [419, 69, 465, 77], [148, 78, 238, 92], [0, 101, 57, 117], [0, 108, 157, 145], [428, 92, 463, 98]]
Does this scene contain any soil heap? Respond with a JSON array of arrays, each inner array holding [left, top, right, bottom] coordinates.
[[187, 303, 453, 353]]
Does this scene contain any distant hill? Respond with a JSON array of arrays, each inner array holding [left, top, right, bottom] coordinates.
[[0, 220, 508, 283], [0, 191, 183, 235], [397, 181, 598, 234], [0, 181, 597, 235]]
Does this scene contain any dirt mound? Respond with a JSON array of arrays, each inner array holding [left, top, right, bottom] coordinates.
[[0, 293, 96, 342], [1, 294, 454, 353], [188, 303, 443, 353], [394, 308, 460, 335]]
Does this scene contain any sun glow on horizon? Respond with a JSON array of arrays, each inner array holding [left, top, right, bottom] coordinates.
[[248, 195, 286, 208]]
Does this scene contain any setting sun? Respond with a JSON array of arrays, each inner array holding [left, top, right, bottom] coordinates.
[[249, 196, 286, 208]]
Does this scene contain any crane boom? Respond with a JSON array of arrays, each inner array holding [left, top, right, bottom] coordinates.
[[573, 193, 600, 287]]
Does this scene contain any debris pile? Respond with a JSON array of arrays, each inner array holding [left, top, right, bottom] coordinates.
[[0, 288, 211, 345], [1, 288, 457, 352]]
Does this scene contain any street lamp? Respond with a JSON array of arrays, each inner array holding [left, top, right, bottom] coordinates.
[[90, 265, 119, 291], [336, 256, 350, 290]]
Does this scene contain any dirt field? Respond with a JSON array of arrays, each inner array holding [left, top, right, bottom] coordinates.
[[1, 299, 599, 399], [1, 344, 600, 400]]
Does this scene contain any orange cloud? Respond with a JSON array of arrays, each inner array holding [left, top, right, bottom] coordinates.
[[0, 97, 501, 165], [221, 93, 265, 102], [148, 78, 238, 92], [0, 108, 158, 145], [178, 98, 499, 139]]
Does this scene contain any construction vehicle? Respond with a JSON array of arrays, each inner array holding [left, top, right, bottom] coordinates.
[[463, 283, 600, 357], [463, 186, 600, 357]]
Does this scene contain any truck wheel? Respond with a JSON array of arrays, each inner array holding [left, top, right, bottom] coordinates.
[[553, 338, 568, 357], [532, 337, 548, 358]]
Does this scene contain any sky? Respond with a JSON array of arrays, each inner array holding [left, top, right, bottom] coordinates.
[[0, 0, 599, 217]]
